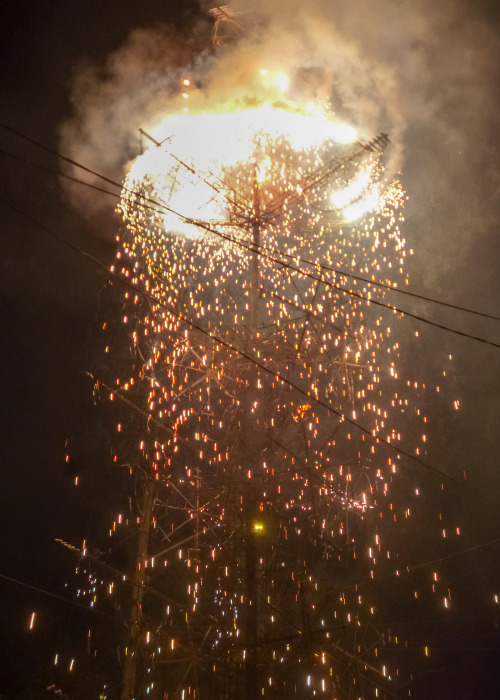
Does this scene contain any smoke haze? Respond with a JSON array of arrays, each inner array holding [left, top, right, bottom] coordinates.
[[60, 0, 499, 295]]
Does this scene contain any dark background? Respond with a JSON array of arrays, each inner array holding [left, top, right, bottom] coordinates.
[[1, 1, 499, 698]]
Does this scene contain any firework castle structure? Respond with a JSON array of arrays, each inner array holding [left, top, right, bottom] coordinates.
[[83, 101, 429, 700]]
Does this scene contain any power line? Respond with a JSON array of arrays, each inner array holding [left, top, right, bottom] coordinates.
[[199, 224, 500, 350], [1, 145, 359, 352], [354, 535, 500, 592], [0, 572, 112, 617], [2, 120, 499, 324], [1, 197, 477, 491], [2, 145, 499, 352], [152, 134, 500, 322]]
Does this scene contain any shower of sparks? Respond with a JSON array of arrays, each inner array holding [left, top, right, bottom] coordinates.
[[130, 103, 365, 238], [74, 93, 460, 699]]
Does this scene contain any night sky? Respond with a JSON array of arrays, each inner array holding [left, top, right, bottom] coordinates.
[[1, 1, 500, 699]]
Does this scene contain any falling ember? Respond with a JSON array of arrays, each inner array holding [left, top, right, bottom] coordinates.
[[73, 41, 463, 695], [29, 612, 36, 630]]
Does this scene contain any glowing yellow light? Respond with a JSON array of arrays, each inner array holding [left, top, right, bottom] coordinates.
[[275, 74, 289, 94]]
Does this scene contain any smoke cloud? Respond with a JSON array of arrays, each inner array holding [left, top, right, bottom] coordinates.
[[60, 0, 499, 294]]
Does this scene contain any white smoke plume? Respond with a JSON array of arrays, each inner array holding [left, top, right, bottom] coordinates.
[[60, 0, 499, 293], [59, 20, 213, 215]]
